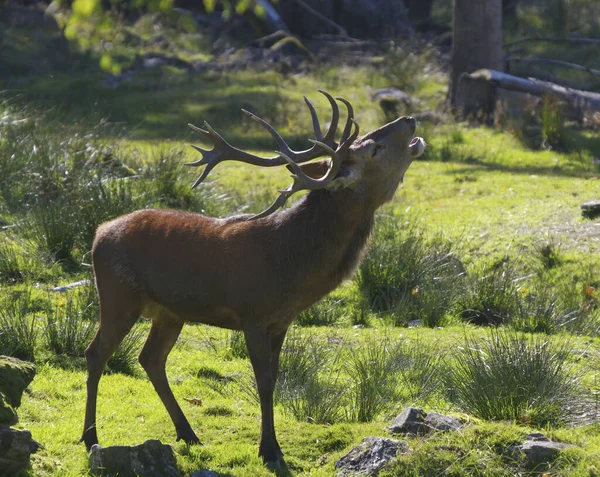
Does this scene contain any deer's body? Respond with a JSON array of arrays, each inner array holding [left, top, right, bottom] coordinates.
[[93, 188, 373, 333], [81, 92, 425, 467]]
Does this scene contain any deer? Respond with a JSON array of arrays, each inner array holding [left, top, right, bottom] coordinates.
[[81, 90, 425, 468]]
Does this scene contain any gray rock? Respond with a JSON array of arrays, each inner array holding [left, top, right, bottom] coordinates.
[[192, 471, 221, 477], [89, 440, 180, 477], [389, 407, 462, 436], [335, 436, 408, 476], [507, 434, 575, 470], [581, 200, 600, 219], [0, 428, 42, 474]]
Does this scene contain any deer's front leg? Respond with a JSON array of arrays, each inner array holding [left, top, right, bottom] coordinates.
[[244, 326, 283, 467]]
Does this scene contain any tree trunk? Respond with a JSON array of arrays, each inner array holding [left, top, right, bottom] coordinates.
[[448, 0, 503, 114]]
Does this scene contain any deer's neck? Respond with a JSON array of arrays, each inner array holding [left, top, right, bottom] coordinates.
[[273, 188, 375, 296]]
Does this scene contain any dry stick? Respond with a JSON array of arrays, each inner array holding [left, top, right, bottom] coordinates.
[[504, 36, 600, 49], [505, 58, 600, 77], [294, 0, 349, 38]]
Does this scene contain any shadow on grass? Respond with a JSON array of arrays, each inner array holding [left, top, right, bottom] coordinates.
[[1, 70, 323, 151]]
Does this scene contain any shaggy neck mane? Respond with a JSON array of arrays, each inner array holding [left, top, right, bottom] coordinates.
[[272, 188, 375, 294]]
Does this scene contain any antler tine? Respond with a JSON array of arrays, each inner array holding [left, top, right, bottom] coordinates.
[[336, 97, 354, 144], [303, 95, 323, 142], [247, 142, 342, 221], [318, 90, 339, 145], [337, 119, 360, 157]]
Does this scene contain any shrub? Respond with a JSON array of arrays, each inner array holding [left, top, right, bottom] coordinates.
[[0, 289, 39, 361], [446, 330, 583, 426]]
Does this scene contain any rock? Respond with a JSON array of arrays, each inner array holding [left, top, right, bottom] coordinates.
[[581, 200, 600, 219], [0, 357, 36, 409], [335, 436, 408, 476], [0, 392, 18, 427], [0, 428, 42, 474], [192, 471, 221, 477], [389, 407, 462, 436], [89, 440, 180, 477], [507, 433, 575, 470]]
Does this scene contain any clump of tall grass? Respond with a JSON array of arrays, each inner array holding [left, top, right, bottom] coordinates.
[[357, 215, 464, 327], [0, 289, 39, 361], [226, 330, 248, 360], [456, 259, 521, 326], [106, 324, 146, 375], [44, 292, 98, 358], [296, 296, 346, 327], [345, 338, 400, 422], [446, 330, 583, 426], [276, 331, 345, 424], [0, 236, 25, 283]]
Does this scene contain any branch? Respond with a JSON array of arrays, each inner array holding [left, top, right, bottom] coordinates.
[[504, 36, 600, 49], [294, 0, 349, 38], [505, 57, 600, 77]]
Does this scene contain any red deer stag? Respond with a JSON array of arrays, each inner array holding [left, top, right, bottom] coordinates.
[[81, 91, 425, 467]]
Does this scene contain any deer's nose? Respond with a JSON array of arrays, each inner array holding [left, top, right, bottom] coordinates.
[[403, 116, 417, 133]]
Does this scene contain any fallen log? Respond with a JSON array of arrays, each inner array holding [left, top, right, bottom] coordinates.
[[456, 68, 600, 119]]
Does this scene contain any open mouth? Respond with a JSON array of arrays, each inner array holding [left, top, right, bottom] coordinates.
[[409, 136, 426, 158]]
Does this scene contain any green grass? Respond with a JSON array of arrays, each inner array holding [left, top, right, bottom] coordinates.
[[1, 14, 600, 475]]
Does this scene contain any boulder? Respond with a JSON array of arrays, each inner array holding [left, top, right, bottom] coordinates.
[[389, 407, 463, 436], [0, 356, 36, 427], [89, 440, 180, 477], [0, 428, 42, 474], [0, 356, 36, 409], [507, 433, 576, 470], [335, 436, 409, 476]]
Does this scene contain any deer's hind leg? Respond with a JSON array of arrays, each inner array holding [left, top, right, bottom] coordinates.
[[82, 285, 141, 450], [138, 312, 199, 445]]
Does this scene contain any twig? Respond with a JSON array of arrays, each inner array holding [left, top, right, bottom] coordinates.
[[505, 57, 600, 77], [294, 0, 349, 38], [504, 36, 600, 49]]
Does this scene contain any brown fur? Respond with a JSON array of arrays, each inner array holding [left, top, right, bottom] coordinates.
[[81, 114, 421, 466]]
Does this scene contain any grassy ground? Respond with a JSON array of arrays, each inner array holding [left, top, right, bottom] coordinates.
[[1, 7, 600, 476]]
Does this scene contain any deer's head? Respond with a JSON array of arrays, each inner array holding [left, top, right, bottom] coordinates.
[[187, 91, 425, 218]]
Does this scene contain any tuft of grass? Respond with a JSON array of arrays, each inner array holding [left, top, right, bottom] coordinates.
[[296, 296, 346, 327], [0, 289, 39, 361], [44, 293, 98, 359], [226, 330, 248, 360], [276, 331, 345, 424], [357, 215, 464, 326], [105, 324, 146, 375], [456, 259, 521, 326], [446, 330, 583, 426], [0, 236, 25, 283], [345, 338, 400, 422]]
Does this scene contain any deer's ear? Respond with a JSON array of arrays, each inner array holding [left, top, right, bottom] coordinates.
[[326, 168, 361, 191], [286, 159, 330, 179]]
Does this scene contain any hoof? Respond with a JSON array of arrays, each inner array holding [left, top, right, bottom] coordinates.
[[176, 433, 202, 445], [265, 458, 282, 471]]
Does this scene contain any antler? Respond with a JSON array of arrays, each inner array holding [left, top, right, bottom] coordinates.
[[187, 90, 359, 219]]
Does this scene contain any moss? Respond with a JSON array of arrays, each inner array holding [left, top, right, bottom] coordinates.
[[0, 356, 36, 408]]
